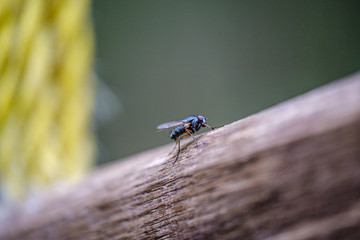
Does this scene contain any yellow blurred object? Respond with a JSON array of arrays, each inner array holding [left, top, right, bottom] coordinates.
[[0, 0, 95, 200]]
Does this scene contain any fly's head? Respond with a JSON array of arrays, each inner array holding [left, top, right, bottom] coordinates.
[[197, 115, 207, 124]]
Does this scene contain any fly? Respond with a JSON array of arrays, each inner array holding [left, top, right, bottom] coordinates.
[[157, 115, 214, 165]]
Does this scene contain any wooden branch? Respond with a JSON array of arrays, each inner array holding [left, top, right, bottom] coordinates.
[[1, 72, 360, 240]]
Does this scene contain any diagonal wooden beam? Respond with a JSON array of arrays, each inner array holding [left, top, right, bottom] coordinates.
[[1, 72, 360, 240]]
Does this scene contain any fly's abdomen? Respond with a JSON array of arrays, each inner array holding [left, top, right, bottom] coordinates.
[[170, 126, 185, 140]]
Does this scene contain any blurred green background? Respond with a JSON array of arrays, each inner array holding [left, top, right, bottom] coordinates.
[[92, 1, 360, 165]]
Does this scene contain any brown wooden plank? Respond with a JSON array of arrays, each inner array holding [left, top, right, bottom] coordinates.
[[1, 72, 360, 240]]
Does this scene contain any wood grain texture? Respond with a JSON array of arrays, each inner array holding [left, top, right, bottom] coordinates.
[[1, 72, 360, 240]]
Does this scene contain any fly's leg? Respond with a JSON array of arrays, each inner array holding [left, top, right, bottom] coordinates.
[[169, 140, 178, 154], [185, 128, 198, 147], [173, 138, 181, 165], [173, 133, 190, 165], [203, 123, 214, 130]]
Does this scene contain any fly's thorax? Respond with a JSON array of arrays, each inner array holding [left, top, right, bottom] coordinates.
[[190, 119, 202, 132], [182, 116, 197, 123]]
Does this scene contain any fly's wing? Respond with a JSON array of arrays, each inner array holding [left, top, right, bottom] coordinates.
[[156, 120, 184, 132]]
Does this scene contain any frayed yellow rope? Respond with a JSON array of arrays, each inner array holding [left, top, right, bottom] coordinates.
[[0, 0, 95, 200]]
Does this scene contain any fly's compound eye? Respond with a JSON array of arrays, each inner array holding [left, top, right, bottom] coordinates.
[[197, 115, 206, 124]]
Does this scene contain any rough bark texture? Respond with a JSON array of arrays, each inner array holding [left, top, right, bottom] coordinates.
[[1, 72, 360, 240]]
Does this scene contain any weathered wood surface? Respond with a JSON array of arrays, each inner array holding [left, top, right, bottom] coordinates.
[[1, 72, 360, 240]]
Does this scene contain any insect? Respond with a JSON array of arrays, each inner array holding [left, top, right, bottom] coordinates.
[[157, 115, 214, 165]]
